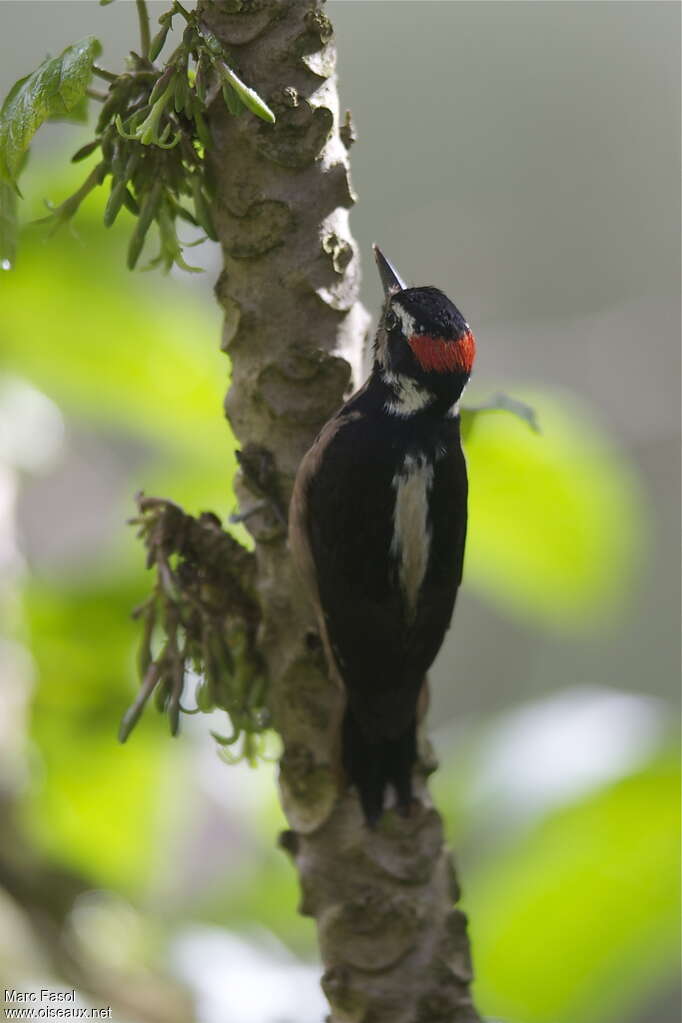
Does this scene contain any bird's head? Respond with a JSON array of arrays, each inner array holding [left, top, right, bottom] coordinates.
[[373, 245, 476, 413]]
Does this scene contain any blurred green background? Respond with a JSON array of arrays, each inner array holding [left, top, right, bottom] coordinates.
[[0, 3, 679, 1023]]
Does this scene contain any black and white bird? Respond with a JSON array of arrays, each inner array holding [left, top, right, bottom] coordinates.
[[289, 246, 476, 824]]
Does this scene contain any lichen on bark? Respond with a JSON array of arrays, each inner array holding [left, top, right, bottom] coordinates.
[[196, 1, 482, 1018]]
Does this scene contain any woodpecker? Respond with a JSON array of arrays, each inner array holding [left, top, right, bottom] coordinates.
[[289, 246, 476, 825]]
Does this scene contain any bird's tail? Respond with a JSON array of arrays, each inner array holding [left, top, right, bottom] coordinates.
[[341, 706, 416, 826]]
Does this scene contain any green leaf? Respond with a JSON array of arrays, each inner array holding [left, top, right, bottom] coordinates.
[[0, 37, 101, 187], [468, 755, 680, 1023], [0, 152, 239, 534], [53, 91, 90, 126], [463, 389, 645, 631], [462, 391, 540, 435], [23, 578, 179, 891], [2, 212, 226, 460]]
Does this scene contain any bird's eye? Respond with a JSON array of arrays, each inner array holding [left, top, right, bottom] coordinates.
[[385, 310, 398, 331]]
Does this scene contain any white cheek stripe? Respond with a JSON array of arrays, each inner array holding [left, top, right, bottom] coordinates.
[[382, 370, 432, 417], [390, 453, 433, 620], [393, 302, 417, 338]]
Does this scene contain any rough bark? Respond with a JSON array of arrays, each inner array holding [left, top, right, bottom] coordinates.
[[198, 2, 481, 1019]]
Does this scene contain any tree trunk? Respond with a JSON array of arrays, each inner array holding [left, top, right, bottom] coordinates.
[[199, 2, 481, 1019]]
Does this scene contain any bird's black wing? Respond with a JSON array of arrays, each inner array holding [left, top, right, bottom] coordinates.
[[292, 409, 467, 741]]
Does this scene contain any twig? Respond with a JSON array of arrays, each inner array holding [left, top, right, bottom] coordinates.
[[173, 1, 193, 21], [136, 0, 152, 59], [35, 162, 106, 229], [464, 392, 540, 433], [92, 64, 118, 83]]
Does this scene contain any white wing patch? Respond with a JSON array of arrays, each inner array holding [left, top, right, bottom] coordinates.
[[391, 452, 434, 620]]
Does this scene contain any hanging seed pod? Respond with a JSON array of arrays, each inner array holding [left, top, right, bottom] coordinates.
[[173, 71, 190, 114], [104, 178, 128, 227], [190, 174, 217, 240], [119, 662, 160, 743], [122, 187, 140, 216], [192, 108, 211, 149], [136, 601, 157, 679], [104, 151, 140, 226], [246, 673, 266, 710], [194, 55, 208, 105], [212, 626, 236, 678], [110, 138, 126, 179], [100, 127, 117, 165], [157, 199, 178, 268], [96, 79, 132, 135], [216, 60, 275, 123], [181, 23, 195, 50], [195, 679, 215, 713], [127, 178, 162, 269], [168, 658, 184, 736], [148, 65, 176, 108], [71, 138, 101, 163], [149, 21, 171, 62], [154, 672, 171, 712], [173, 201, 198, 226]]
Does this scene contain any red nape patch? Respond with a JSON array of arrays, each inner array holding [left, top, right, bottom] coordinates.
[[408, 330, 476, 374]]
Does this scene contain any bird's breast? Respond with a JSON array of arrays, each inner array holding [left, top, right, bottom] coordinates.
[[389, 450, 435, 620]]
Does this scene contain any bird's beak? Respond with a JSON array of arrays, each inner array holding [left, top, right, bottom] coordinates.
[[373, 244, 406, 297]]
